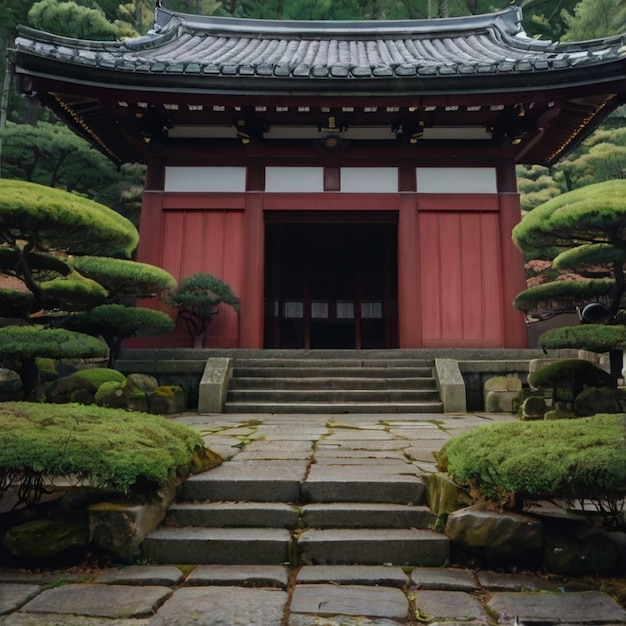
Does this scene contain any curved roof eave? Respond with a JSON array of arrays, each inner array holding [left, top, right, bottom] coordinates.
[[14, 53, 626, 101]]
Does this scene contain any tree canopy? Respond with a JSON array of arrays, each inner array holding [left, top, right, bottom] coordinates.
[[27, 0, 120, 40], [513, 180, 626, 353], [0, 179, 139, 259], [166, 273, 239, 344], [0, 180, 175, 381]]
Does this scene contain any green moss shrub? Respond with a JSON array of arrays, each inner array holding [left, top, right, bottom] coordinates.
[[437, 414, 626, 527], [46, 368, 127, 404], [0, 402, 221, 507], [529, 359, 613, 406]]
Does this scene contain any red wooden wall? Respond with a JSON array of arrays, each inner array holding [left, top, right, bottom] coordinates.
[[131, 166, 528, 350]]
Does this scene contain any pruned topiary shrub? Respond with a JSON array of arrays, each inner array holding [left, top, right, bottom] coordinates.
[[0, 402, 221, 509], [437, 414, 626, 529], [529, 359, 614, 410]]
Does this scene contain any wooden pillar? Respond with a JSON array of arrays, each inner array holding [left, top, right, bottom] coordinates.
[[239, 192, 264, 348], [397, 194, 422, 348], [136, 197, 165, 268], [498, 164, 528, 348], [136, 159, 166, 267]]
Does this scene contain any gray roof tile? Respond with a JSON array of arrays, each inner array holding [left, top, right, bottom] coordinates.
[[12, 5, 626, 87]]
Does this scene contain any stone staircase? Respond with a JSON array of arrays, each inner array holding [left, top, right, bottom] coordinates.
[[224, 357, 443, 414], [143, 460, 449, 567]]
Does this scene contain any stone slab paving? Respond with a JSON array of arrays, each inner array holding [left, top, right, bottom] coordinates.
[[3, 412, 626, 625], [1, 613, 150, 625], [316, 439, 411, 450], [148, 586, 287, 626], [185, 565, 289, 588], [488, 590, 626, 624], [95, 565, 184, 586], [16, 584, 171, 619], [413, 590, 489, 623], [290, 584, 409, 620], [410, 567, 479, 591], [296, 565, 408, 587], [313, 448, 407, 460], [0, 584, 41, 616], [477, 570, 559, 591]]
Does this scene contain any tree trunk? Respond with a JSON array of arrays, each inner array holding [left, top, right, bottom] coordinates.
[[0, 54, 14, 179], [193, 331, 205, 349], [20, 356, 43, 402]]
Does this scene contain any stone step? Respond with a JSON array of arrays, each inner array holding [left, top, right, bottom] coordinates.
[[166, 502, 300, 529], [178, 461, 308, 503], [232, 358, 434, 368], [226, 389, 441, 403], [224, 401, 443, 414], [143, 527, 449, 567], [301, 503, 437, 529], [233, 366, 434, 378], [298, 528, 449, 566], [164, 502, 436, 530], [143, 527, 291, 565], [229, 376, 437, 390], [301, 466, 426, 504]]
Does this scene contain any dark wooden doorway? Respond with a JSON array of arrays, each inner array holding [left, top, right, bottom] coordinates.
[[264, 212, 398, 349]]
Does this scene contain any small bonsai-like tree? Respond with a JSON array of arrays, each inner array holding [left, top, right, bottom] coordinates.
[[513, 180, 626, 372], [166, 273, 239, 347]]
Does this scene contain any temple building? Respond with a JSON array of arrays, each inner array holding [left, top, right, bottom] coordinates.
[[10, 5, 626, 350]]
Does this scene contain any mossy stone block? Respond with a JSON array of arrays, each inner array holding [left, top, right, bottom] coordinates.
[[425, 472, 473, 515]]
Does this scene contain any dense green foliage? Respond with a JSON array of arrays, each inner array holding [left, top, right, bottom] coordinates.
[[0, 179, 174, 373], [0, 325, 108, 400], [560, 0, 626, 41], [0, 179, 139, 258], [540, 325, 626, 353], [0, 122, 145, 215], [0, 325, 107, 361], [70, 256, 176, 301], [513, 180, 626, 254], [39, 271, 109, 311], [28, 0, 119, 39], [0, 402, 220, 505], [529, 359, 613, 390], [438, 414, 626, 526], [513, 278, 614, 312], [553, 243, 621, 274], [513, 181, 626, 344], [528, 358, 614, 405], [61, 304, 175, 365]]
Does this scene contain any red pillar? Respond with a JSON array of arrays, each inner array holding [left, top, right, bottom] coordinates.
[[136, 159, 165, 267], [498, 164, 528, 348], [239, 192, 265, 348], [136, 191, 165, 268], [397, 194, 422, 348]]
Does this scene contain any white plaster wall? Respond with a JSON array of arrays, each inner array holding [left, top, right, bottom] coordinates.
[[416, 167, 498, 193], [164, 166, 247, 192], [265, 167, 324, 192], [340, 167, 398, 193]]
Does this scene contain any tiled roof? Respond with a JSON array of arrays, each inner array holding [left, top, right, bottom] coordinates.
[[14, 5, 626, 88]]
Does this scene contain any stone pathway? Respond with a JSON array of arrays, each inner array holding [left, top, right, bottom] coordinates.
[[2, 411, 626, 625]]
